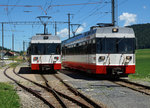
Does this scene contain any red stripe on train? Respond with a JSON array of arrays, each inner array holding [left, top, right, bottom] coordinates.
[[31, 63, 61, 70], [62, 61, 135, 74]]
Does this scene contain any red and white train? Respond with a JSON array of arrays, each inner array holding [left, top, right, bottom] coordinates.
[[27, 34, 61, 71], [62, 26, 136, 77]]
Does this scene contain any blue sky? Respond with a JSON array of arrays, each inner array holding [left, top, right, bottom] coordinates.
[[0, 0, 149, 51]]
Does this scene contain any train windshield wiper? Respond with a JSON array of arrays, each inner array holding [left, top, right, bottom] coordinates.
[[116, 37, 125, 53], [117, 37, 125, 44]]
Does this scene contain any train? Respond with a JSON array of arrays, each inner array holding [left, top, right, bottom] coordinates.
[[62, 24, 136, 77], [27, 34, 61, 71]]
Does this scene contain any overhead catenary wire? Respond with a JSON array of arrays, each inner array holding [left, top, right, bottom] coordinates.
[[45, 1, 104, 12], [7, 0, 21, 15], [86, 13, 109, 29], [0, 4, 47, 15], [73, 0, 93, 16], [76, 2, 110, 24], [0, 1, 108, 15]]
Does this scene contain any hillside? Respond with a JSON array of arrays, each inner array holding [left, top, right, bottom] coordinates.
[[0, 46, 11, 51], [0, 46, 20, 54], [129, 23, 150, 49]]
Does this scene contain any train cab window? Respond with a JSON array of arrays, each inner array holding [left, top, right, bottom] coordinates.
[[96, 38, 116, 53], [118, 38, 135, 53], [104, 38, 116, 53], [96, 38, 135, 54], [30, 43, 61, 55]]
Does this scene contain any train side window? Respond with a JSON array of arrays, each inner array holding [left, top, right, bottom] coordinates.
[[93, 39, 95, 44], [87, 40, 91, 54], [81, 42, 84, 54], [83, 41, 88, 54], [91, 39, 96, 54]]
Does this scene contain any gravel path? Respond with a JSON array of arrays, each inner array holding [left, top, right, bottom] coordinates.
[[58, 70, 150, 108]]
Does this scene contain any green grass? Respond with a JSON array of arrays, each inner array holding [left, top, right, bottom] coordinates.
[[129, 49, 150, 81], [0, 82, 20, 108], [8, 62, 19, 68], [9, 56, 24, 62]]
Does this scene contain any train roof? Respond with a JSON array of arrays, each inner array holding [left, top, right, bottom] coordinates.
[[31, 34, 61, 43], [62, 27, 135, 46], [96, 27, 135, 38]]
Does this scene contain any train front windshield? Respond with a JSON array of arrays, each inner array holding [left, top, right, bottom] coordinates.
[[96, 38, 136, 54], [30, 43, 61, 55]]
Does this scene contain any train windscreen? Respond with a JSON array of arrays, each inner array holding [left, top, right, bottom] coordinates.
[[96, 38, 135, 54], [30, 43, 61, 55]]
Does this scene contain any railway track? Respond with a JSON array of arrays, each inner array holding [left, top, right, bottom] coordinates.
[[5, 65, 105, 108], [40, 74, 95, 108], [41, 73, 105, 108], [61, 69, 150, 96], [112, 79, 150, 95], [4, 67, 55, 108]]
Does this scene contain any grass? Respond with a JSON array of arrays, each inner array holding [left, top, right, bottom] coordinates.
[[0, 56, 23, 107], [129, 49, 150, 81], [0, 82, 20, 108], [8, 62, 19, 68], [9, 56, 24, 62]]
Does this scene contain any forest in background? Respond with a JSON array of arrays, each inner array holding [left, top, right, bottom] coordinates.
[[129, 23, 150, 49]]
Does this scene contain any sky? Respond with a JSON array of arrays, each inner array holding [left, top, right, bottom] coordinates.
[[0, 0, 149, 51]]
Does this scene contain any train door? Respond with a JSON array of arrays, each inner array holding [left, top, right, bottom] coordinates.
[[87, 39, 96, 73], [87, 40, 91, 72]]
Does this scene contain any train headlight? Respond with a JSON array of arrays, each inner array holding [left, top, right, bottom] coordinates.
[[126, 56, 132, 60], [33, 57, 38, 61], [54, 57, 59, 60], [99, 56, 105, 60], [112, 28, 119, 33]]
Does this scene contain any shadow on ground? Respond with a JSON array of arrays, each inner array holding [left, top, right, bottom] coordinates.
[[59, 68, 118, 81], [18, 67, 121, 81], [18, 67, 57, 74]]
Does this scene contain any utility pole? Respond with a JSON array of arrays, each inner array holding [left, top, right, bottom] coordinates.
[[12, 33, 14, 61], [112, 0, 115, 26], [12, 33, 14, 51], [67, 13, 74, 38], [23, 41, 25, 52], [1, 23, 4, 59], [23, 41, 25, 60], [68, 13, 71, 38], [55, 21, 57, 35]]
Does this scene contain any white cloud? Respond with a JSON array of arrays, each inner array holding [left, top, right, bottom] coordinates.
[[119, 12, 137, 26], [82, 23, 86, 27], [143, 6, 146, 9], [76, 23, 86, 34], [57, 23, 86, 38], [76, 26, 84, 34], [57, 28, 68, 38]]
